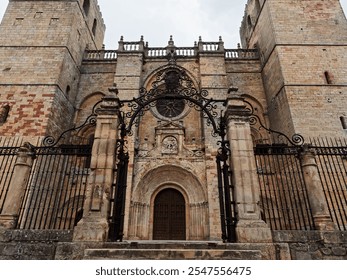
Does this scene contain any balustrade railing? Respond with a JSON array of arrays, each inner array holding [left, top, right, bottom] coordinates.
[[147, 47, 167, 57], [225, 49, 259, 59], [201, 42, 221, 51], [123, 42, 141, 51], [175, 47, 196, 56], [84, 43, 259, 61], [147, 47, 196, 57], [84, 50, 117, 61]]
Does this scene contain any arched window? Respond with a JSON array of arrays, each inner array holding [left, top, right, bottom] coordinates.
[[83, 0, 90, 16]]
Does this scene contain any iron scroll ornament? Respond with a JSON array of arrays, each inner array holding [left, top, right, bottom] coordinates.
[[41, 100, 102, 147], [123, 92, 222, 136], [243, 100, 305, 146], [120, 67, 224, 137]]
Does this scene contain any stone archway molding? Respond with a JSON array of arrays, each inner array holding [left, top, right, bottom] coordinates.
[[128, 164, 209, 240]]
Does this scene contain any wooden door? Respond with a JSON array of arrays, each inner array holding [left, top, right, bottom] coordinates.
[[153, 188, 186, 240]]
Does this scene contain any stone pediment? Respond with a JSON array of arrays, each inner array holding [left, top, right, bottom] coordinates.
[[155, 121, 185, 134]]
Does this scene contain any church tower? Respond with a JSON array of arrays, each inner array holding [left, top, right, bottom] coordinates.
[[0, 0, 105, 139], [240, 0, 347, 137]]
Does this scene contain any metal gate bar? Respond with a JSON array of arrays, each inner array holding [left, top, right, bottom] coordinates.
[[17, 145, 91, 230], [312, 138, 347, 231], [255, 144, 314, 230], [0, 137, 22, 212]]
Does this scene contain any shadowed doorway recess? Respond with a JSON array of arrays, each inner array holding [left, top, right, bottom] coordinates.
[[153, 188, 186, 240]]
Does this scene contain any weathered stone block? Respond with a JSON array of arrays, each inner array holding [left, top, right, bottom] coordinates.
[[331, 247, 347, 256]]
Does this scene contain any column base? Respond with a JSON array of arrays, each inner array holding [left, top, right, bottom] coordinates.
[[236, 220, 272, 243], [0, 214, 18, 229], [73, 218, 109, 242], [313, 215, 336, 231]]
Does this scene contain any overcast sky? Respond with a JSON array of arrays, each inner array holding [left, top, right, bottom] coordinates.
[[0, 0, 346, 49]]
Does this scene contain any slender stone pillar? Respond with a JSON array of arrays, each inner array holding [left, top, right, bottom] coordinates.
[[225, 88, 272, 243], [73, 92, 121, 241], [300, 145, 336, 230], [0, 143, 35, 229]]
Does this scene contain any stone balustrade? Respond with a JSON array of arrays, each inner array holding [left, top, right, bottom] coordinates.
[[83, 38, 259, 61]]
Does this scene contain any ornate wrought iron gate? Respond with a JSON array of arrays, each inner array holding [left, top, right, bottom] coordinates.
[[112, 65, 236, 242]]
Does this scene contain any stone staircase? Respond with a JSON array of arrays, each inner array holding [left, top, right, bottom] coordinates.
[[77, 241, 276, 260]]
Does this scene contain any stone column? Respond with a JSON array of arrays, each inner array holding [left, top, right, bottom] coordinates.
[[73, 93, 121, 241], [0, 143, 35, 229], [225, 89, 272, 243], [300, 145, 336, 230]]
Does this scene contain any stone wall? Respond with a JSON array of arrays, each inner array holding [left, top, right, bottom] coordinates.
[[1, 229, 346, 260], [240, 0, 347, 138], [0, 0, 105, 138], [273, 231, 347, 260], [0, 229, 73, 260]]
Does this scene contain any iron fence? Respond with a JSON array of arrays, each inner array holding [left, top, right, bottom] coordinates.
[[17, 144, 92, 230], [311, 138, 347, 231], [255, 144, 315, 230], [0, 137, 22, 212]]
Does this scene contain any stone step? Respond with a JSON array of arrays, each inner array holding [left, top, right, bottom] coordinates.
[[84, 248, 263, 260], [54, 241, 278, 260]]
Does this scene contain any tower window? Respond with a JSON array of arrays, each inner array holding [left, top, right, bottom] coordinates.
[[340, 117, 347, 130], [83, 0, 90, 16], [92, 19, 97, 36], [14, 18, 24, 26], [324, 71, 333, 84], [247, 15, 253, 27], [66, 85, 71, 96]]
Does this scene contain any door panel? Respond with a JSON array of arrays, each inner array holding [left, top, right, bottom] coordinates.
[[153, 188, 186, 240]]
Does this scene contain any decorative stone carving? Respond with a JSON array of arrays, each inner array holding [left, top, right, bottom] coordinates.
[[162, 136, 178, 154]]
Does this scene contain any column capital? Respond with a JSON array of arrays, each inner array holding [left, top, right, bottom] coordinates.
[[224, 88, 251, 122], [299, 144, 318, 168], [95, 88, 122, 116], [16, 142, 36, 162]]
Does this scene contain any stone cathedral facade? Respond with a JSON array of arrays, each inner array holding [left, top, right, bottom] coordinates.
[[0, 0, 347, 260]]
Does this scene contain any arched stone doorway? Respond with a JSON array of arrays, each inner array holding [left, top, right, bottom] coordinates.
[[127, 165, 209, 240], [153, 188, 186, 240]]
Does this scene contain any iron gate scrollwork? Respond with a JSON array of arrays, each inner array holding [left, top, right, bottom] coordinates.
[[248, 101, 315, 230], [116, 65, 237, 242], [15, 103, 99, 230]]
